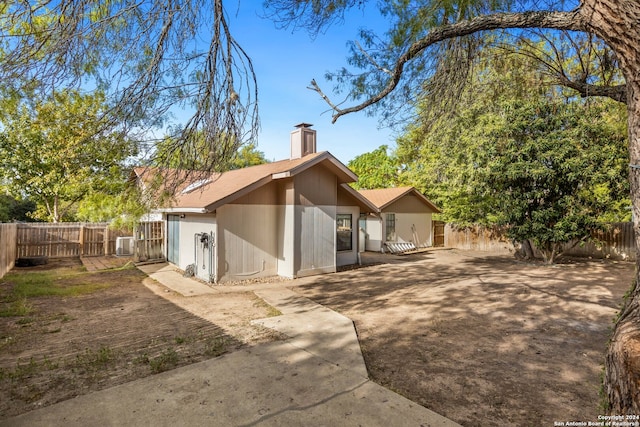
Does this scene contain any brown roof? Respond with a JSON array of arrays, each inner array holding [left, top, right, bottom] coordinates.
[[357, 186, 441, 213], [134, 152, 358, 212], [338, 184, 380, 213]]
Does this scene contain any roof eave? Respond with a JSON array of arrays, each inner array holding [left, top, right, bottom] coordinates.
[[153, 207, 211, 214], [361, 187, 442, 213], [204, 175, 274, 212], [273, 152, 357, 183]]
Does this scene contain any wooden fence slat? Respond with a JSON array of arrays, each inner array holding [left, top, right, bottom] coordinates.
[[14, 222, 132, 259], [0, 223, 18, 279], [444, 222, 636, 261], [135, 221, 165, 262], [4, 221, 163, 264]]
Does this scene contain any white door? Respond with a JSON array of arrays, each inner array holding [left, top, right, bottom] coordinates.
[[358, 215, 366, 253]]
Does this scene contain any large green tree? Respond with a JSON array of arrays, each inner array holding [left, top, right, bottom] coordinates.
[[485, 99, 628, 263], [347, 145, 401, 190], [229, 143, 270, 170], [0, 188, 36, 222], [0, 0, 258, 175], [0, 90, 136, 222], [394, 43, 629, 254], [265, 0, 640, 414]]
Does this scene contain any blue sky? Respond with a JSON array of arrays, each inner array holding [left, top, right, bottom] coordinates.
[[228, 3, 396, 164]]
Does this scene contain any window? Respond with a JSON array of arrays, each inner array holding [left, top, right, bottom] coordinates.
[[336, 214, 352, 251], [385, 213, 396, 242], [181, 179, 211, 194]]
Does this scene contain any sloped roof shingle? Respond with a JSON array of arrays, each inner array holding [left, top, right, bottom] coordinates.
[[134, 151, 360, 212], [357, 187, 441, 213]]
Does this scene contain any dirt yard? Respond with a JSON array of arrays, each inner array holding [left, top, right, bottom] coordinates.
[[0, 251, 634, 426], [0, 258, 282, 418], [292, 249, 635, 427]]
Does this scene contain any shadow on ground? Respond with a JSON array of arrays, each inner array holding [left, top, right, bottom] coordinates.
[[292, 249, 634, 426], [0, 259, 241, 418]]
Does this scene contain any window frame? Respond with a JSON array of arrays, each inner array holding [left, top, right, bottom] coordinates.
[[385, 213, 396, 242], [336, 213, 353, 252]]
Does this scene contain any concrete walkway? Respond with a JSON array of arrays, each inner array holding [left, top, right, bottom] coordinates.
[[3, 263, 460, 427], [252, 288, 369, 379], [138, 263, 219, 296]]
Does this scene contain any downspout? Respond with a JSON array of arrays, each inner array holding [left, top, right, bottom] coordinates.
[[209, 231, 216, 283], [194, 233, 199, 276]]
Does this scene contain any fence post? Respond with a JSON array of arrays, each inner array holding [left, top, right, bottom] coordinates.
[[0, 223, 18, 279], [79, 224, 85, 257], [104, 224, 110, 256]]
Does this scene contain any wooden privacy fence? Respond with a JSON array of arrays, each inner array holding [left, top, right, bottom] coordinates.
[[567, 222, 636, 261], [445, 222, 637, 261], [0, 223, 17, 279], [16, 222, 131, 258], [445, 224, 513, 254], [9, 221, 165, 263], [134, 221, 165, 262]]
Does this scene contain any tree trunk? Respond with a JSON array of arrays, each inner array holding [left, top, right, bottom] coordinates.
[[605, 294, 640, 414], [53, 195, 60, 223], [518, 239, 535, 260], [584, 0, 640, 414], [605, 86, 640, 412]]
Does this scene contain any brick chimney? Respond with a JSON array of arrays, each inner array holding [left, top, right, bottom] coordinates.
[[290, 123, 316, 160]]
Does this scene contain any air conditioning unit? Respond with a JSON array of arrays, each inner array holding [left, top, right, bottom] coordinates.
[[116, 236, 135, 256]]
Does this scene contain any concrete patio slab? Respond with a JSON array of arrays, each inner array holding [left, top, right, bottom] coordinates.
[[2, 340, 458, 427], [138, 263, 217, 296]]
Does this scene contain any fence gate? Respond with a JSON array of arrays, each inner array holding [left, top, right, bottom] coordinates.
[[433, 221, 445, 247], [135, 221, 165, 263]]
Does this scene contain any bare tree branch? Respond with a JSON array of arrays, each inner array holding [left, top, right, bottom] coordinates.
[[556, 75, 627, 102], [493, 30, 627, 104], [0, 0, 259, 184], [354, 40, 392, 76], [312, 10, 586, 123]]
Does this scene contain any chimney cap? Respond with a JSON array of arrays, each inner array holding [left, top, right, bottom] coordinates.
[[294, 122, 313, 129]]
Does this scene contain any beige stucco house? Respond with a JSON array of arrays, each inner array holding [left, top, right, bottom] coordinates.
[[357, 187, 441, 252], [134, 124, 377, 283]]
